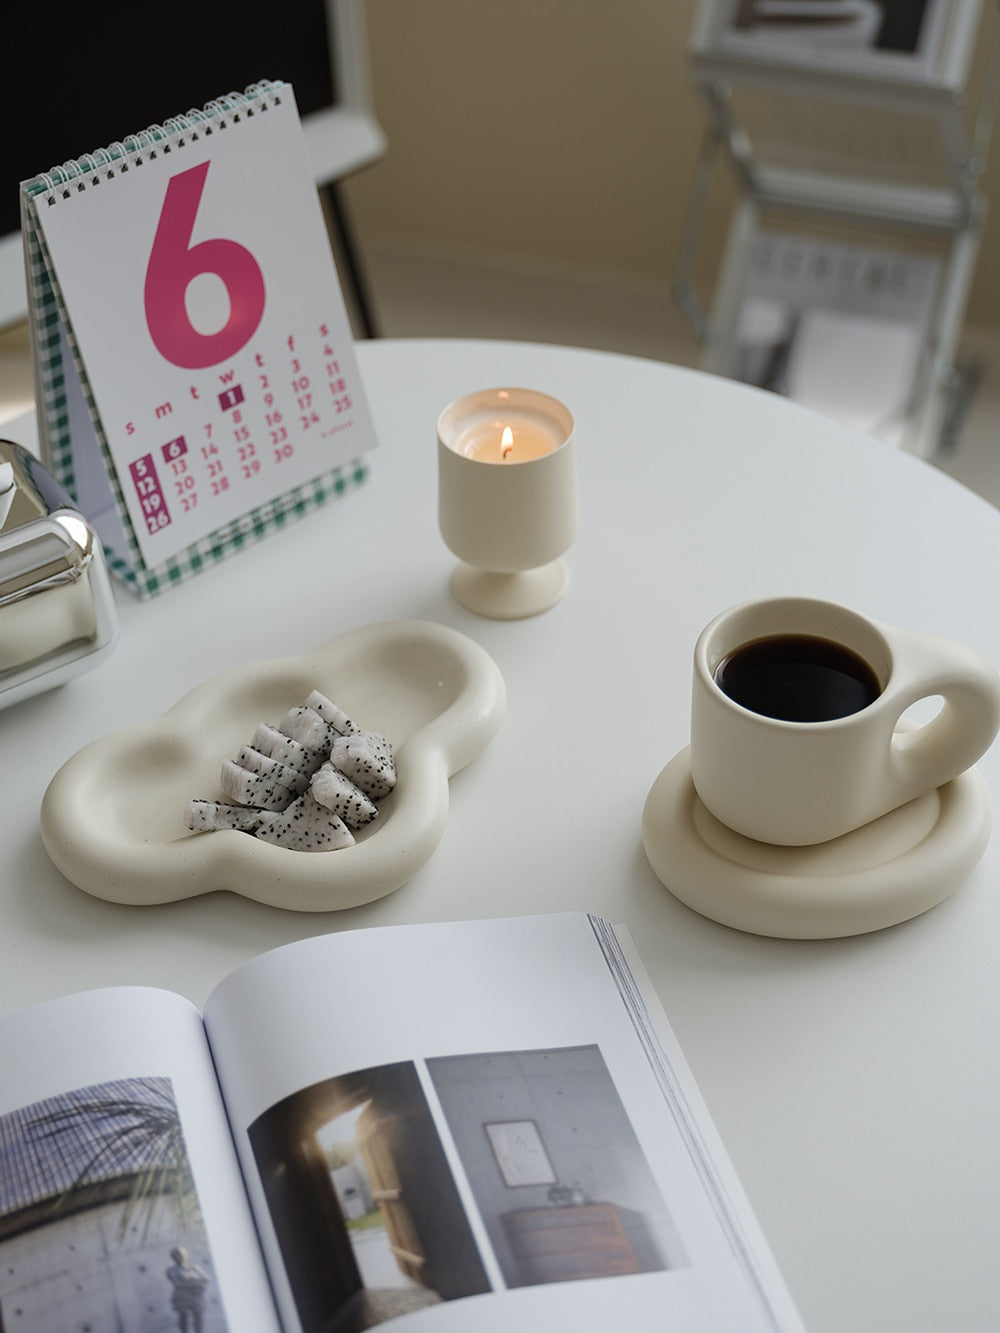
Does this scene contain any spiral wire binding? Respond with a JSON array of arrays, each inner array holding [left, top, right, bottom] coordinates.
[[23, 80, 285, 201]]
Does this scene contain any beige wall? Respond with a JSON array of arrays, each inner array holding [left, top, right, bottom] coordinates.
[[345, 0, 1000, 330]]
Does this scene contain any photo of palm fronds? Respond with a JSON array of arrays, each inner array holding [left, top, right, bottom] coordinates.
[[0, 1076, 228, 1332], [19, 1076, 202, 1239]]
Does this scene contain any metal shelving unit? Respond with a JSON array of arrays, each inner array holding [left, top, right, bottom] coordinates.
[[674, 1, 1000, 456]]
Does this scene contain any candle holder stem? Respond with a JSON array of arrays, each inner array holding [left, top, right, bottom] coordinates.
[[450, 560, 569, 620]]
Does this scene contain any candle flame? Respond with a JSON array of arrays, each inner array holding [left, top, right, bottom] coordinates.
[[501, 426, 514, 460]]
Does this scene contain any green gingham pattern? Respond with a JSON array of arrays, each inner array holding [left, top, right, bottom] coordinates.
[[106, 457, 370, 598], [18, 81, 369, 599], [21, 198, 71, 473]]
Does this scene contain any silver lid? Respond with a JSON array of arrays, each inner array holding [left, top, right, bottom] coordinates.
[[0, 438, 119, 707], [0, 438, 100, 610]]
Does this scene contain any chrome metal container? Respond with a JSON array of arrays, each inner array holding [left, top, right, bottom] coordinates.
[[0, 438, 118, 708]]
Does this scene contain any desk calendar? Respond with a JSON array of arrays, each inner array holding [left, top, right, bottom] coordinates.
[[20, 80, 376, 597]]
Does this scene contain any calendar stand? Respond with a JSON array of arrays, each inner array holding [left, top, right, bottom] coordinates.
[[21, 81, 378, 598], [674, 2, 1000, 457]]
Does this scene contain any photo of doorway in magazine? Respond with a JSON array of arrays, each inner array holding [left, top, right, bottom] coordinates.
[[247, 1043, 686, 1332], [0, 1075, 227, 1332]]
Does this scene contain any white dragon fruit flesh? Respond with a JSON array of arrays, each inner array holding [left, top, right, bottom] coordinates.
[[277, 705, 334, 754], [254, 791, 356, 852], [250, 723, 326, 778], [305, 689, 358, 736], [219, 759, 297, 811], [184, 799, 279, 834], [185, 687, 395, 852], [310, 761, 379, 827], [327, 731, 397, 800], [233, 744, 310, 796]]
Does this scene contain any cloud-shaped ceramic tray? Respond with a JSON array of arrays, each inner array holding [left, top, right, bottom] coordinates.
[[40, 620, 506, 911]]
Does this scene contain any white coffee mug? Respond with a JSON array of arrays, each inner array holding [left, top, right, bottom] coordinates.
[[690, 596, 1000, 846]]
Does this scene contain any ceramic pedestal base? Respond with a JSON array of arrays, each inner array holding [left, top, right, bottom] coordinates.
[[450, 559, 569, 619], [641, 747, 992, 939]]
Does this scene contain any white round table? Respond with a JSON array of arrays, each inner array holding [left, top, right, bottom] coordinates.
[[2, 338, 998, 1333]]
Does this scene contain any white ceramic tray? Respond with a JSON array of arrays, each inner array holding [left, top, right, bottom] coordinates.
[[40, 620, 506, 911]]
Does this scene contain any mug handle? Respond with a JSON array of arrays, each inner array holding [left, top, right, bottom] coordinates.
[[886, 627, 1000, 807]]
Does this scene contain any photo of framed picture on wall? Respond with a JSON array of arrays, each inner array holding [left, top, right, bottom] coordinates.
[[485, 1120, 558, 1188], [689, 0, 982, 87]]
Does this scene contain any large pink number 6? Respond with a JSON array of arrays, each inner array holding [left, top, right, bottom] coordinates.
[[144, 161, 266, 369]]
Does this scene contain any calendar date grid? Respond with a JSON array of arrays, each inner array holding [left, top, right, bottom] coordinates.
[[125, 324, 355, 538]]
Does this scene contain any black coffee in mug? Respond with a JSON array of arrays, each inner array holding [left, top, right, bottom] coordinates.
[[715, 634, 882, 722]]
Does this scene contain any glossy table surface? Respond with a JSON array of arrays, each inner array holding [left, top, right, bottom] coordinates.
[[3, 338, 999, 1332]]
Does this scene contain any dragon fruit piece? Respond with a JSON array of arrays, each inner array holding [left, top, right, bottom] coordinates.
[[234, 744, 309, 796], [219, 759, 296, 811], [310, 761, 379, 827], [184, 799, 277, 833], [278, 705, 334, 754], [254, 791, 356, 851], [304, 690, 358, 735], [250, 723, 326, 778], [328, 730, 397, 800]]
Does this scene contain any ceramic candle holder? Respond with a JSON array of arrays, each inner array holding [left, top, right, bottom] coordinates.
[[437, 387, 577, 619]]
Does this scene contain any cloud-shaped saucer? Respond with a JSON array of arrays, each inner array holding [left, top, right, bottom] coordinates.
[[41, 620, 506, 910]]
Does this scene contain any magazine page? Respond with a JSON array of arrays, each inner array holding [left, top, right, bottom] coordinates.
[[0, 986, 281, 1333], [204, 912, 805, 1333]]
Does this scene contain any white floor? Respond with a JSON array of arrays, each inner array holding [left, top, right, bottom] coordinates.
[[350, 1224, 421, 1290], [2, 233, 997, 507]]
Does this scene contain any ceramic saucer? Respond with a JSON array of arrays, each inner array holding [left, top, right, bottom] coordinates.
[[641, 747, 991, 939]]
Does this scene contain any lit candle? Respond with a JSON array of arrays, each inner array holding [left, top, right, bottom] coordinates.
[[437, 386, 578, 619], [457, 413, 563, 463]]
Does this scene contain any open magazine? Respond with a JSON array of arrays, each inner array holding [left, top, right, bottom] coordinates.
[[0, 913, 806, 1332]]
